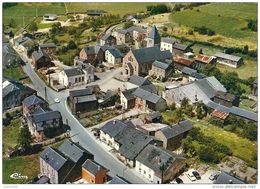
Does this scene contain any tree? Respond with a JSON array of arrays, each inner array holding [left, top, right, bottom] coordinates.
[[28, 22, 38, 34], [17, 126, 32, 149], [243, 45, 249, 54], [123, 21, 133, 29], [196, 102, 207, 119], [9, 18, 16, 28], [67, 40, 77, 49], [199, 48, 203, 54], [181, 97, 189, 108]]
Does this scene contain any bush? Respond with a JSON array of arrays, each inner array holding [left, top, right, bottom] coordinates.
[[67, 40, 77, 49], [147, 4, 170, 15], [194, 26, 215, 36]]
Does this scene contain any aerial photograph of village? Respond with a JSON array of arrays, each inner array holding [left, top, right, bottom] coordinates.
[[2, 1, 258, 186]]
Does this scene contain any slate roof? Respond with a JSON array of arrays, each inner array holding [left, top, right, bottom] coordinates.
[[146, 111, 162, 120], [32, 50, 50, 62], [39, 43, 56, 48], [133, 87, 162, 104], [140, 84, 157, 94], [15, 36, 31, 45], [129, 75, 151, 86], [74, 94, 97, 103], [122, 88, 137, 100], [58, 139, 93, 163], [214, 171, 245, 184], [191, 72, 206, 80], [215, 91, 235, 102], [152, 60, 171, 70], [100, 120, 129, 138], [23, 94, 47, 108], [82, 159, 107, 176], [63, 68, 84, 77], [31, 110, 61, 125], [115, 127, 153, 160], [106, 48, 123, 58], [82, 46, 96, 54], [116, 29, 129, 35], [3, 80, 35, 98], [161, 37, 178, 44], [172, 43, 189, 51], [109, 175, 131, 184], [181, 66, 197, 76], [127, 26, 146, 33], [230, 106, 257, 122], [101, 33, 114, 41], [136, 144, 184, 177], [34, 175, 50, 184], [174, 56, 194, 66], [40, 146, 73, 171], [159, 120, 193, 139], [196, 76, 227, 99], [131, 46, 172, 64], [214, 52, 242, 62], [147, 25, 160, 39], [69, 88, 93, 99]]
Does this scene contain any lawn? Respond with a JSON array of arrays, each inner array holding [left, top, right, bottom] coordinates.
[[3, 66, 27, 81], [168, 3, 257, 49], [187, 116, 257, 168], [3, 3, 66, 31], [3, 118, 21, 153], [65, 2, 161, 17], [239, 99, 257, 112]]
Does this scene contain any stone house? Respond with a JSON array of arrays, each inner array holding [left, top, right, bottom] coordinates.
[[154, 120, 193, 151], [39, 43, 56, 56], [115, 29, 132, 45], [172, 43, 192, 56], [135, 144, 186, 183], [194, 54, 217, 70], [127, 26, 147, 41], [82, 159, 108, 184], [31, 50, 53, 70], [105, 48, 123, 65], [174, 55, 195, 71], [79, 45, 104, 64], [123, 46, 172, 76], [149, 60, 173, 80], [120, 88, 137, 110], [100, 33, 116, 46], [213, 91, 238, 107]]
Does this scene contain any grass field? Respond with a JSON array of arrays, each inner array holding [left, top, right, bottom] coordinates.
[[3, 3, 66, 32], [168, 3, 257, 49], [3, 66, 27, 81], [65, 2, 160, 16], [3, 118, 21, 153]]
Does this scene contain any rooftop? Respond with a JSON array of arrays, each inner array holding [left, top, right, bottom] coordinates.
[[31, 110, 61, 125], [39, 43, 56, 48], [69, 88, 93, 99], [211, 109, 229, 120], [106, 48, 123, 58], [74, 94, 97, 103], [22, 94, 47, 108], [152, 60, 171, 70], [174, 56, 194, 66], [214, 171, 245, 184], [109, 175, 131, 184], [214, 52, 242, 62], [100, 119, 129, 138], [63, 67, 84, 77], [133, 87, 162, 104], [128, 75, 151, 86], [172, 43, 190, 51], [215, 91, 236, 102], [195, 54, 215, 64], [82, 159, 107, 176], [161, 37, 178, 44]]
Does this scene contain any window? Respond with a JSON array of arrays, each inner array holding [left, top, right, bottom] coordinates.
[[79, 77, 81, 82], [82, 77, 84, 82], [143, 170, 146, 174], [103, 177, 106, 183], [75, 78, 78, 83], [139, 168, 141, 172]]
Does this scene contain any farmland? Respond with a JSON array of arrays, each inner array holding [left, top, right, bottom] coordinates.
[[169, 3, 257, 49]]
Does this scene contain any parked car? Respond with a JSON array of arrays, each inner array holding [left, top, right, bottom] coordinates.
[[209, 172, 220, 181], [186, 170, 196, 181], [192, 170, 201, 180], [175, 177, 183, 184]]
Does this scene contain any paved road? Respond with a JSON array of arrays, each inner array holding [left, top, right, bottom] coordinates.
[[12, 45, 147, 183]]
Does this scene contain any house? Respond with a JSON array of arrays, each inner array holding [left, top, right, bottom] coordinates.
[[27, 110, 62, 141], [22, 94, 49, 118], [128, 75, 152, 86], [214, 52, 243, 68], [154, 120, 193, 151], [3, 79, 36, 111], [79, 45, 104, 63], [19, 38, 37, 55], [135, 144, 186, 183], [214, 171, 246, 184], [105, 48, 123, 65], [120, 88, 137, 110], [146, 25, 160, 47], [31, 50, 53, 70], [109, 175, 131, 184], [145, 111, 162, 123], [43, 14, 57, 21], [72, 94, 98, 114], [194, 54, 217, 70], [172, 43, 192, 56], [149, 60, 173, 80], [133, 87, 167, 112], [213, 91, 238, 107], [127, 26, 147, 41], [82, 159, 108, 184], [114, 126, 154, 167], [86, 10, 107, 16], [114, 29, 132, 45], [40, 139, 94, 184], [211, 109, 230, 123], [100, 33, 116, 46], [174, 56, 195, 70], [59, 67, 94, 87], [39, 43, 56, 56], [181, 67, 206, 81], [14, 36, 31, 46], [160, 37, 180, 53], [126, 15, 140, 25], [252, 79, 257, 96], [99, 120, 130, 148], [123, 46, 172, 76], [136, 123, 168, 136]]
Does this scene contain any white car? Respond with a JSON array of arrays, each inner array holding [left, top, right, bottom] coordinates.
[[54, 98, 60, 103], [186, 169, 196, 181]]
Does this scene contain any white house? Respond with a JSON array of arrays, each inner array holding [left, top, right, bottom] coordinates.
[[43, 14, 57, 21], [59, 67, 94, 87], [160, 37, 179, 53], [105, 48, 123, 65]]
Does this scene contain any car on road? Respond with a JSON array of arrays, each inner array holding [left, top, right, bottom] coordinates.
[[186, 170, 196, 181], [54, 98, 60, 103], [192, 171, 201, 180], [209, 172, 220, 181], [175, 177, 183, 184]]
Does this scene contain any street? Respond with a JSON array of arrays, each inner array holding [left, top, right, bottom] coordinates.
[[13, 45, 147, 183]]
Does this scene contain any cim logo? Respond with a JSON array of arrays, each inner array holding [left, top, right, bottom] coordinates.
[[10, 173, 28, 180]]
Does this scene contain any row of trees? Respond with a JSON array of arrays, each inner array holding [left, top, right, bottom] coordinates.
[[146, 4, 170, 15], [194, 26, 215, 36], [182, 127, 232, 163]]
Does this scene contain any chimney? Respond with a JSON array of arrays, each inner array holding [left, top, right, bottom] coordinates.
[[229, 180, 233, 184], [113, 120, 116, 124]]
